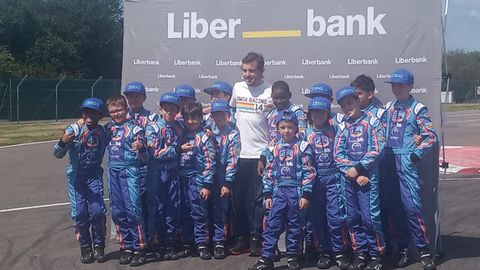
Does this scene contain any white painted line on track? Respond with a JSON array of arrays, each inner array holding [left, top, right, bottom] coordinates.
[[0, 140, 57, 149], [0, 198, 109, 214], [447, 113, 480, 117]]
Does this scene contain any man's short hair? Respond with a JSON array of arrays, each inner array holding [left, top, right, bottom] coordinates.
[[351, 74, 375, 92], [272, 80, 290, 94], [106, 95, 127, 108], [242, 52, 265, 72], [181, 102, 203, 120]]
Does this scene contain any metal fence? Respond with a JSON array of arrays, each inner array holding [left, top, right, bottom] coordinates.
[[0, 78, 121, 121], [444, 79, 480, 103]]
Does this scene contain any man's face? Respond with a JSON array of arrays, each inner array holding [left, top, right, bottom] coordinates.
[[271, 88, 291, 111], [184, 115, 202, 131], [391, 83, 412, 101], [356, 88, 373, 109], [82, 108, 102, 127], [309, 110, 329, 129], [108, 104, 128, 124], [125, 92, 146, 113], [241, 61, 263, 87], [339, 95, 361, 119], [212, 111, 229, 128], [277, 120, 298, 142], [160, 103, 180, 122], [210, 89, 229, 101]]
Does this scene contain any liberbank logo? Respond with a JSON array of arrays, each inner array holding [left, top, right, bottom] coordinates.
[[167, 7, 386, 39]]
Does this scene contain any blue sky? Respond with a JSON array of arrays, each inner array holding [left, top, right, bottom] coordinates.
[[444, 0, 480, 51]]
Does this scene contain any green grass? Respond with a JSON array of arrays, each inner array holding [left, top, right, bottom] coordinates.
[[444, 103, 480, 112]]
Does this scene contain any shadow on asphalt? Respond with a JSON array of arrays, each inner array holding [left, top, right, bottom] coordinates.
[[438, 234, 480, 263]]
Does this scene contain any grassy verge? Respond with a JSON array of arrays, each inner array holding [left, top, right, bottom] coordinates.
[[444, 103, 480, 112], [0, 120, 69, 146]]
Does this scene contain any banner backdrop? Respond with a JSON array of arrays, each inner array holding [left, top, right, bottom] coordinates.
[[122, 0, 442, 252]]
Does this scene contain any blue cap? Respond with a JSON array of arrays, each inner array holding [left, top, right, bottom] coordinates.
[[308, 97, 331, 111], [274, 110, 298, 125], [124, 81, 146, 94], [305, 83, 333, 98], [175, 85, 196, 98], [82, 98, 104, 113], [211, 100, 231, 114], [384, 69, 414, 85], [204, 81, 233, 96], [335, 86, 357, 103], [159, 93, 180, 107]]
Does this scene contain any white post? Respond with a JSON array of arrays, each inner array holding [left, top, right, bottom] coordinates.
[[55, 75, 66, 122], [16, 75, 28, 124], [91, 76, 103, 98]]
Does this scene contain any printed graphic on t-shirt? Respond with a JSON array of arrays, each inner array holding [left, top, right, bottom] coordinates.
[[236, 96, 268, 114]]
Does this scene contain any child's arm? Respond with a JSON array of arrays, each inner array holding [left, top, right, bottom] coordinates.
[[300, 142, 315, 199], [224, 130, 241, 189], [334, 126, 353, 174], [356, 118, 385, 173], [413, 106, 437, 161], [132, 126, 148, 163], [53, 124, 77, 159], [262, 146, 275, 200], [199, 133, 217, 190]]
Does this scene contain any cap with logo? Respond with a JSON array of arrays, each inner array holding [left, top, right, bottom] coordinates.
[[175, 85, 196, 98], [82, 98, 104, 114], [305, 83, 333, 98], [274, 110, 298, 126], [124, 81, 146, 95], [211, 99, 231, 114], [204, 81, 233, 96], [159, 93, 180, 107], [308, 97, 331, 111], [384, 69, 414, 85], [335, 86, 357, 103]]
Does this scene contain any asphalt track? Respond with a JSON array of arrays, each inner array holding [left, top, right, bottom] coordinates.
[[0, 111, 479, 270]]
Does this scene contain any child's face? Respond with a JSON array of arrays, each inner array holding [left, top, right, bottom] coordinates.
[[391, 83, 412, 101], [210, 89, 230, 101], [180, 96, 195, 108], [184, 115, 202, 131], [212, 111, 229, 128], [108, 104, 128, 124], [339, 95, 361, 119], [309, 110, 329, 129], [277, 120, 298, 142], [356, 88, 373, 109], [271, 88, 291, 111], [82, 108, 102, 127], [125, 92, 146, 113], [160, 103, 180, 122]]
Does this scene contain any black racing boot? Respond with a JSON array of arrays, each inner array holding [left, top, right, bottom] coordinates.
[[80, 246, 94, 264], [317, 253, 333, 269], [349, 253, 367, 270], [93, 245, 107, 263], [287, 255, 301, 270], [177, 243, 194, 258], [397, 248, 410, 267], [213, 241, 227, 259], [198, 243, 212, 260], [129, 250, 146, 267], [250, 235, 262, 257], [365, 256, 384, 270], [335, 253, 351, 270], [230, 236, 250, 255], [119, 249, 134, 265], [249, 257, 274, 270], [163, 246, 179, 260], [420, 248, 436, 270]]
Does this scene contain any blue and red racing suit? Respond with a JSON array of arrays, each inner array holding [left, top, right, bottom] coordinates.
[[210, 123, 240, 242], [261, 139, 316, 258], [53, 122, 108, 249], [145, 117, 183, 246], [303, 124, 347, 254], [384, 96, 437, 250], [178, 128, 216, 245], [106, 120, 148, 252], [334, 113, 386, 256], [266, 103, 307, 147]]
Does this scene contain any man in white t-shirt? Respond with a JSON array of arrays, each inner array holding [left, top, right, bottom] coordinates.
[[229, 52, 272, 256]]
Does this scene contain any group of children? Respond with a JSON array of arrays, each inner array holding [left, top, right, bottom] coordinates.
[[54, 68, 438, 270]]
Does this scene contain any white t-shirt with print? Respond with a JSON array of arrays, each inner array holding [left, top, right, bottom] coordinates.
[[230, 80, 272, 159]]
